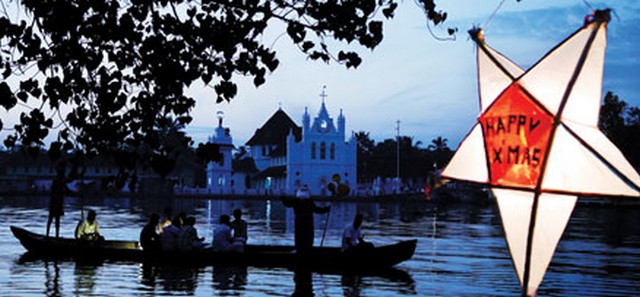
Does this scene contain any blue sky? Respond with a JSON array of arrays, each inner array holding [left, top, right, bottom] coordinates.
[[1, 1, 637, 151], [185, 0, 639, 150]]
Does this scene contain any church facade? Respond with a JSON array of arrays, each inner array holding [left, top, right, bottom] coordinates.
[[287, 101, 357, 196], [205, 111, 235, 194], [207, 94, 357, 196]]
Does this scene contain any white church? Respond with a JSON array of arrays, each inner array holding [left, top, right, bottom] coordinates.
[[206, 90, 357, 196]]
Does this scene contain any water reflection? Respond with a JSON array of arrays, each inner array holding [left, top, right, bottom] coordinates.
[[156, 265, 200, 293], [139, 262, 156, 288], [4, 195, 640, 297], [212, 266, 247, 291], [73, 262, 99, 296], [44, 261, 61, 297], [341, 274, 362, 297], [138, 262, 202, 294], [342, 269, 417, 297], [291, 269, 313, 297]]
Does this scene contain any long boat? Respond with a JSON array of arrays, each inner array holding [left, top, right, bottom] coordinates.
[[11, 226, 417, 271]]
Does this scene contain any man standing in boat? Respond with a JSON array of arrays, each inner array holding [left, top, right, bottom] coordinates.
[[46, 164, 73, 238], [282, 184, 331, 253]]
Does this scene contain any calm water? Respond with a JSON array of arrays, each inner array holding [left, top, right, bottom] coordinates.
[[0, 195, 638, 297]]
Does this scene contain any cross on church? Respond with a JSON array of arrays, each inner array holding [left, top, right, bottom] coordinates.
[[319, 85, 328, 103]]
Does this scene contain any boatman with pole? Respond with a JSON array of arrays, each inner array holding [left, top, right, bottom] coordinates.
[[282, 184, 330, 253]]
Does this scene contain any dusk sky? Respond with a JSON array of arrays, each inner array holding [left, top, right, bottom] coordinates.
[[1, 1, 638, 151], [184, 0, 639, 150]]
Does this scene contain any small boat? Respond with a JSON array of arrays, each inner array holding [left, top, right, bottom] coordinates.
[[11, 226, 417, 271]]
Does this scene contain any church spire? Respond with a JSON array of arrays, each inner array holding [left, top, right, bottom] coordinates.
[[319, 85, 327, 104], [217, 110, 224, 127], [311, 85, 335, 134], [209, 110, 232, 145], [318, 85, 330, 119]]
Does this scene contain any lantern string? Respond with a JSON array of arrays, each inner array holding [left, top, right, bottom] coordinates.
[[482, 0, 507, 29], [581, 0, 595, 12], [413, 0, 456, 42]]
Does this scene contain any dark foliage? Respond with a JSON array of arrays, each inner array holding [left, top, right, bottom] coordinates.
[[0, 0, 450, 179], [356, 132, 452, 185], [599, 91, 640, 168]]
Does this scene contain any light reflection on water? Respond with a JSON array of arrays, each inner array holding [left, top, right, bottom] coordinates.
[[0, 195, 639, 296]]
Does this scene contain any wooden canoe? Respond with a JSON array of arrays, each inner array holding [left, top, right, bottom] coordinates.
[[11, 226, 417, 271]]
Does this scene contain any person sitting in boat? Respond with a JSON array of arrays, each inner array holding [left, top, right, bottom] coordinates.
[[76, 210, 104, 241], [341, 214, 373, 252], [161, 215, 182, 251], [179, 216, 204, 251], [140, 213, 161, 251], [212, 214, 243, 253], [282, 184, 330, 253], [230, 209, 248, 245], [177, 211, 187, 227], [157, 207, 173, 234]]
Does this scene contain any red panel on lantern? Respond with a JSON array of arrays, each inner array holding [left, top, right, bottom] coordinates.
[[480, 83, 554, 188]]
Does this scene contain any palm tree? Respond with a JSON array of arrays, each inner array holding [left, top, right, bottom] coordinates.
[[427, 136, 449, 152], [427, 136, 451, 169]]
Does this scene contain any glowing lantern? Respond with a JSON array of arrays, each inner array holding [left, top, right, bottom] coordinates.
[[327, 173, 350, 197], [442, 9, 640, 296]]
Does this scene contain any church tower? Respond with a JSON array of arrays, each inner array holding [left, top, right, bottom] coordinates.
[[206, 111, 234, 194], [286, 87, 357, 196]]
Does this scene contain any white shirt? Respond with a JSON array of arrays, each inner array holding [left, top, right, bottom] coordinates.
[[76, 220, 101, 239], [341, 223, 362, 251], [296, 188, 310, 199]]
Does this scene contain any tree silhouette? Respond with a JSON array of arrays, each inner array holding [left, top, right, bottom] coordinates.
[[397, 136, 429, 182], [355, 131, 375, 183], [427, 136, 451, 169], [427, 136, 449, 152], [599, 92, 626, 140], [0, 0, 450, 178], [598, 91, 640, 168]]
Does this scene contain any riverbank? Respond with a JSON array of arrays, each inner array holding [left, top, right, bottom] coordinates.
[[3, 189, 638, 207]]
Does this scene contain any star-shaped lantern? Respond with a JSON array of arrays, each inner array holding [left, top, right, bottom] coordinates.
[[441, 9, 640, 297]]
